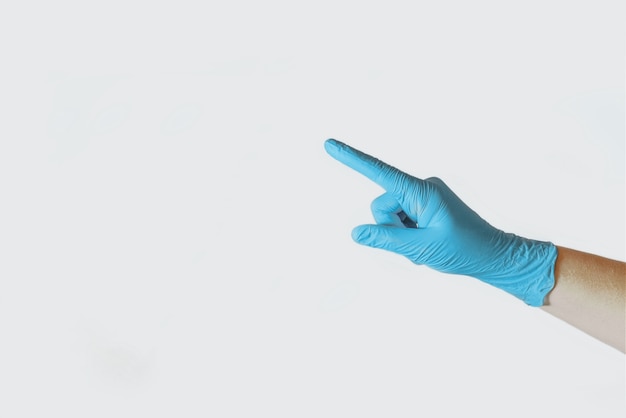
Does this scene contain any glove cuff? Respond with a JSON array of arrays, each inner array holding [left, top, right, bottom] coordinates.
[[518, 240, 558, 306], [480, 236, 558, 307]]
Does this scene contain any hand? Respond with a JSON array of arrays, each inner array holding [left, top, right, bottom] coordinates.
[[324, 138, 558, 306]]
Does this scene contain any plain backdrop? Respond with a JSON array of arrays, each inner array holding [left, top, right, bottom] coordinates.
[[0, 1, 624, 417]]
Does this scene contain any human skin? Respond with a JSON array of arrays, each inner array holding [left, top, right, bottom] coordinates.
[[541, 247, 626, 353]]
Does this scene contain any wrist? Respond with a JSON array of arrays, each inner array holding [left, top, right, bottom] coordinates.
[[519, 240, 558, 306], [479, 234, 558, 306]]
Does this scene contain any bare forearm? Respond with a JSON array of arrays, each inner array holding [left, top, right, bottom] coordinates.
[[541, 246, 626, 352]]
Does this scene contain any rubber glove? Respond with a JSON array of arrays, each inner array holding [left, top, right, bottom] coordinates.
[[324, 138, 558, 307]]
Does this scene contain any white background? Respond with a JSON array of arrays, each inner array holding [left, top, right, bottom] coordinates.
[[1, 1, 624, 416]]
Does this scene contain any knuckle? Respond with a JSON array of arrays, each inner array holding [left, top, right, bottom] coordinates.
[[425, 176, 444, 186], [370, 193, 387, 210]]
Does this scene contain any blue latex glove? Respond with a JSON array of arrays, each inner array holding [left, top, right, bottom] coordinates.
[[324, 138, 558, 306]]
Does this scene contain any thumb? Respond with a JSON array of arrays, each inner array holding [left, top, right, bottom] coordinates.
[[351, 224, 423, 258]]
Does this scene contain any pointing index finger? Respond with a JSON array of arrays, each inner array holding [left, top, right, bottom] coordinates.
[[324, 138, 417, 196]]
